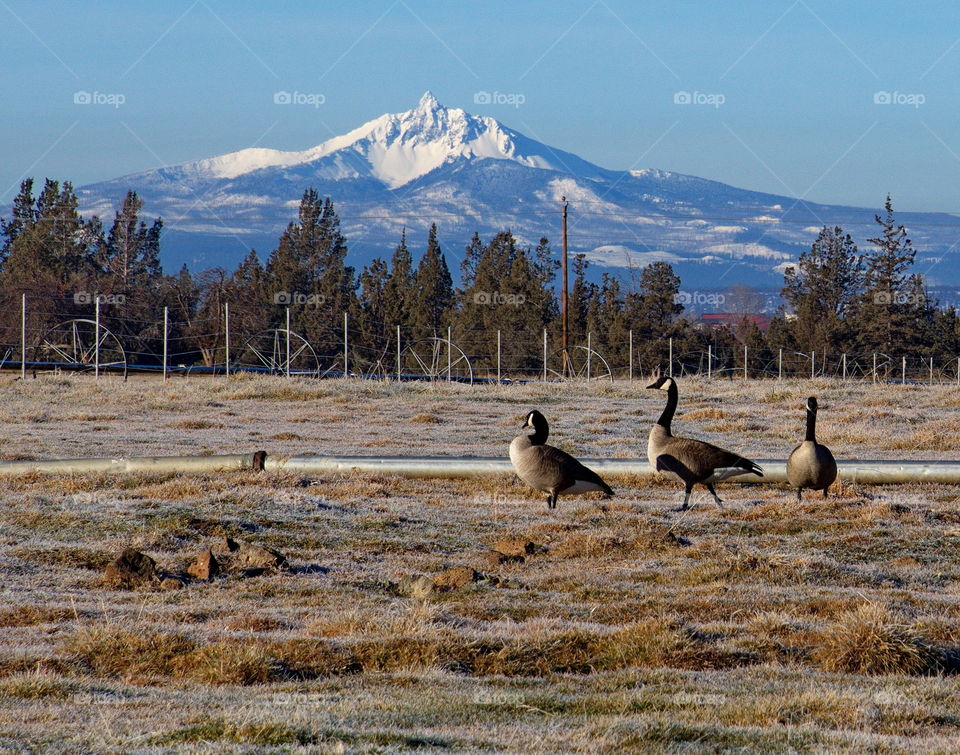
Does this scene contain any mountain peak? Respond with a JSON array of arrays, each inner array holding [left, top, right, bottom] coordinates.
[[417, 91, 442, 112]]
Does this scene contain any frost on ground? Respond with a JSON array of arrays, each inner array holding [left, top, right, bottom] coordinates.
[[2, 374, 960, 752]]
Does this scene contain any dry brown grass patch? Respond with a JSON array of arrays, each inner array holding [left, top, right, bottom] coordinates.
[[409, 412, 442, 424], [172, 419, 223, 430], [64, 625, 197, 682], [814, 604, 940, 675]]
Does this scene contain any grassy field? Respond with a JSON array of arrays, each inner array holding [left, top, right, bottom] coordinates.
[[2, 374, 960, 753]]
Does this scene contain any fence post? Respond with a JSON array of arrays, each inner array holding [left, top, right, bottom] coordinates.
[[542, 329, 547, 382], [902, 355, 906, 384], [873, 353, 877, 384], [842, 352, 846, 380], [811, 351, 815, 380], [20, 293, 26, 381], [743, 344, 748, 380], [496, 330, 501, 383], [930, 356, 934, 383], [343, 312, 348, 377], [628, 330, 633, 381], [343, 312, 350, 377], [708, 344, 712, 379], [668, 337, 673, 377], [285, 307, 291, 378], [224, 302, 230, 378], [162, 306, 168, 381], [396, 325, 401, 381], [778, 348, 782, 381], [94, 296, 100, 380], [587, 332, 592, 381], [447, 326, 452, 383]]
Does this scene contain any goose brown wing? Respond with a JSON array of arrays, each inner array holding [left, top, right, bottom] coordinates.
[[667, 436, 763, 479], [535, 445, 614, 494]]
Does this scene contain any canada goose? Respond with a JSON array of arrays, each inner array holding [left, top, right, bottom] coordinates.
[[509, 410, 614, 509], [647, 371, 763, 510], [786, 396, 837, 501]]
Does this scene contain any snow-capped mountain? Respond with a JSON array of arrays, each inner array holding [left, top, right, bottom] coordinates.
[[78, 92, 960, 291]]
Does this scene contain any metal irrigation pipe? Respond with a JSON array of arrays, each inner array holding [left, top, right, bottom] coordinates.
[[0, 452, 266, 478], [1, 451, 960, 484], [263, 455, 960, 485]]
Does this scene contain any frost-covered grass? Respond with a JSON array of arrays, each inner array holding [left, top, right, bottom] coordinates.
[[2, 374, 960, 752]]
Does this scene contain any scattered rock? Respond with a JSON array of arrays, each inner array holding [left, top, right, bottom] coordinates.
[[104, 548, 157, 588], [433, 567, 482, 592], [218, 537, 288, 571], [492, 539, 538, 557], [665, 531, 693, 547], [478, 550, 523, 570], [159, 575, 185, 590], [187, 549, 219, 581], [397, 575, 435, 599]]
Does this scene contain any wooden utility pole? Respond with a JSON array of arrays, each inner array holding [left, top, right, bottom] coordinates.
[[561, 196, 569, 376]]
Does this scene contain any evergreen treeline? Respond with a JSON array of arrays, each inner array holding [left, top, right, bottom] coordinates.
[[1, 180, 956, 374]]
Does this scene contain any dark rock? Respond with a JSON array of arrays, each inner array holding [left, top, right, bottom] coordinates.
[[187, 549, 219, 581], [104, 549, 157, 589]]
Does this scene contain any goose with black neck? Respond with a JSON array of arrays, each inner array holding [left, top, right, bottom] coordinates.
[[646, 370, 763, 510]]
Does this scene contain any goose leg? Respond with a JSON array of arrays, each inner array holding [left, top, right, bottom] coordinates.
[[706, 483, 724, 508], [547, 493, 557, 510], [672, 484, 693, 512], [797, 488, 803, 503], [823, 488, 829, 499]]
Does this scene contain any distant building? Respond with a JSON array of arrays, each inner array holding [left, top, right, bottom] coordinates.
[[698, 313, 772, 332]]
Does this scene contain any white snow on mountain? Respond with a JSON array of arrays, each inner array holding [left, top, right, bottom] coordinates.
[[74, 92, 960, 286], [160, 92, 598, 190]]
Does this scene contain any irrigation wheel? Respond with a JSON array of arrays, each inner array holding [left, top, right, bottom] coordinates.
[[545, 346, 613, 381], [35, 319, 128, 377], [399, 337, 473, 383], [235, 328, 320, 375]]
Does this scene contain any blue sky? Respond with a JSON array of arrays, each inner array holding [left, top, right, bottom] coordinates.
[[1, 0, 958, 213]]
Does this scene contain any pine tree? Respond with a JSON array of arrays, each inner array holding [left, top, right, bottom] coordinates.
[[0, 179, 102, 335], [225, 250, 271, 339], [856, 195, 918, 353], [357, 257, 389, 352], [460, 232, 483, 289], [624, 261, 683, 371], [383, 229, 415, 331], [409, 224, 454, 339], [586, 273, 627, 364], [0, 179, 39, 269], [100, 191, 162, 293], [568, 253, 595, 343], [453, 231, 557, 372], [781, 225, 861, 353], [264, 191, 356, 355]]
